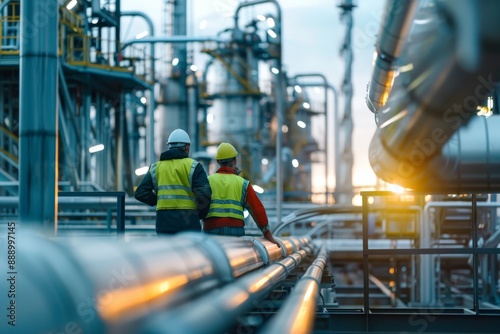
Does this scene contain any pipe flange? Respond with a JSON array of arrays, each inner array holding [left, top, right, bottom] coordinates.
[[178, 232, 234, 284], [242, 236, 270, 265]]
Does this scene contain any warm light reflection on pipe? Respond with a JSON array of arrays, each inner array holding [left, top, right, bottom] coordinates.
[[290, 283, 317, 333], [247, 275, 271, 294], [226, 290, 250, 309], [97, 274, 189, 321]]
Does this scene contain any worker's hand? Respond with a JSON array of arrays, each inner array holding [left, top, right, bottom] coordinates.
[[263, 231, 280, 248]]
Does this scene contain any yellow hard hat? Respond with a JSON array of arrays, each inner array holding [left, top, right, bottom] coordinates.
[[216, 142, 238, 160]]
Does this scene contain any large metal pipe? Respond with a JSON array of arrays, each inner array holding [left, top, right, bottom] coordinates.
[[261, 247, 327, 333], [368, 0, 500, 191], [366, 0, 418, 112], [9, 232, 311, 334], [274, 205, 362, 235], [0, 196, 141, 209], [0, 0, 12, 12], [141, 250, 308, 334], [337, 0, 356, 205], [390, 115, 500, 192], [18, 0, 59, 232], [120, 36, 228, 50], [121, 11, 156, 165]]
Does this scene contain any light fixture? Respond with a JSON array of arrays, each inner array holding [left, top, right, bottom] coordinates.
[[294, 85, 302, 93], [302, 102, 310, 109], [271, 67, 279, 74], [267, 29, 277, 39], [266, 17, 275, 28], [206, 113, 214, 124], [261, 158, 269, 165], [135, 31, 149, 40], [292, 159, 299, 168], [172, 58, 179, 66], [66, 0, 77, 10], [256, 15, 266, 21], [140, 97, 147, 104], [89, 144, 104, 153], [91, 18, 99, 24], [190, 64, 198, 72], [297, 121, 306, 128], [282, 125, 288, 133], [135, 166, 149, 176], [252, 185, 264, 194]]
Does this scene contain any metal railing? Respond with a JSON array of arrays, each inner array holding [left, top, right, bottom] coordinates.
[[58, 191, 126, 233], [360, 191, 500, 331]]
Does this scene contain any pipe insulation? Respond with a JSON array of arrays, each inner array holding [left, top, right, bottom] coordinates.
[[368, 0, 500, 191], [366, 0, 419, 112], [141, 250, 309, 334], [260, 246, 327, 334], [5, 231, 312, 334]]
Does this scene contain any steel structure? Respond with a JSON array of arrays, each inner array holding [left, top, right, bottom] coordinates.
[[4, 1, 500, 333], [336, 0, 356, 205]]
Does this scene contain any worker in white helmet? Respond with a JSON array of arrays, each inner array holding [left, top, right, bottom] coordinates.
[[203, 142, 279, 246], [135, 129, 212, 234]]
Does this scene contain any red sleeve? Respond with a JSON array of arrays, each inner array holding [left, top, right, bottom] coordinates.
[[244, 183, 269, 230]]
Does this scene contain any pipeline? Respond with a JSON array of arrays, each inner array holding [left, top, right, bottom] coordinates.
[[7, 231, 312, 334], [260, 246, 327, 333], [367, 0, 500, 192], [366, 0, 418, 112], [141, 249, 309, 334]]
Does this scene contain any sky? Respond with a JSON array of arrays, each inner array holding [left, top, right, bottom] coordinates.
[[120, 0, 387, 191]]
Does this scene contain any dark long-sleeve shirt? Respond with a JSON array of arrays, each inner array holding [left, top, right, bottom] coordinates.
[[135, 148, 212, 233]]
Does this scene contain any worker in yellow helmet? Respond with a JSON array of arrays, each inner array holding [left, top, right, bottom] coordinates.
[[203, 142, 279, 245], [135, 129, 212, 234]]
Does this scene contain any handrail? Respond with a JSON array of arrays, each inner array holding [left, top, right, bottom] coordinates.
[[274, 205, 362, 235], [58, 191, 126, 233]]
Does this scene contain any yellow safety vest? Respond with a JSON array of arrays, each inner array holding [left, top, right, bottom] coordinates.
[[207, 173, 249, 220], [150, 158, 198, 210]]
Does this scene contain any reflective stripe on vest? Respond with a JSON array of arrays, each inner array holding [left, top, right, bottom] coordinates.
[[207, 173, 249, 220], [150, 158, 198, 210]]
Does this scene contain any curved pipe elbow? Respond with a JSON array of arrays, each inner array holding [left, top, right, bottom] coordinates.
[[370, 116, 500, 193]]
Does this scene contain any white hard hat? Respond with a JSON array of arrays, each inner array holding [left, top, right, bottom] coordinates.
[[167, 129, 191, 145]]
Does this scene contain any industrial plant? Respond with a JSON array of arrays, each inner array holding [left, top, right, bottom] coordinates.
[[1, 0, 500, 333]]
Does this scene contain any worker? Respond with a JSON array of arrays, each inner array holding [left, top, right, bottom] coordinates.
[[135, 129, 212, 234], [203, 142, 280, 245]]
